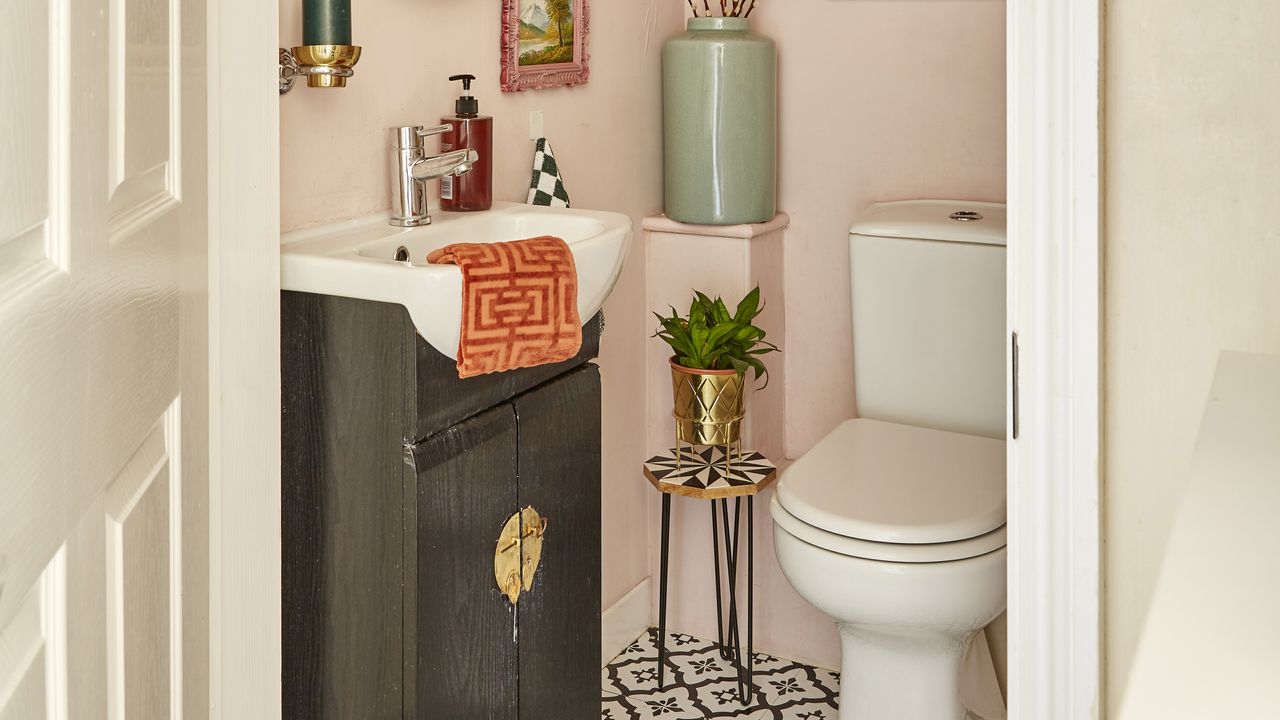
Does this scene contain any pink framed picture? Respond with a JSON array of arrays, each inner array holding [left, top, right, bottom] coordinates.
[[500, 0, 590, 92]]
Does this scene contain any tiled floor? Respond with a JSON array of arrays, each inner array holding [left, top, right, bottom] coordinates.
[[602, 628, 840, 720]]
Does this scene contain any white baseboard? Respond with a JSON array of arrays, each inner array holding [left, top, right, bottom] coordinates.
[[601, 577, 652, 667]]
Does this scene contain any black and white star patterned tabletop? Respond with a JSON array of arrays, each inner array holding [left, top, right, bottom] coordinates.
[[644, 446, 777, 499]]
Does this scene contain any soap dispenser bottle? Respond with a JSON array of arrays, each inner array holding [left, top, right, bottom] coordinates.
[[440, 73, 493, 212]]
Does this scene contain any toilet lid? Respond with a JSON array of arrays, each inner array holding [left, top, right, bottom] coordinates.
[[776, 419, 1006, 544]]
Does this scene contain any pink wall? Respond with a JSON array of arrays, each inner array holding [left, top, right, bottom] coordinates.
[[278, 0, 685, 610], [752, 0, 1008, 460], [648, 2, 1007, 671], [279, 0, 1007, 672], [641, 215, 843, 665]]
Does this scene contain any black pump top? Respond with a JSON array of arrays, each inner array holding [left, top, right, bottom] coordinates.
[[449, 74, 479, 118]]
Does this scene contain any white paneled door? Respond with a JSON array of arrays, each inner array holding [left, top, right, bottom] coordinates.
[[1, 0, 206, 716]]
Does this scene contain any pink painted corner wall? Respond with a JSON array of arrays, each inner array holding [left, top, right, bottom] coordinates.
[[750, 1, 1008, 460], [642, 217, 841, 666], [278, 0, 686, 610], [646, 2, 1007, 673]]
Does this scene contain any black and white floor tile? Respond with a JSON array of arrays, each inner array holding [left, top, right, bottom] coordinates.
[[602, 629, 840, 720]]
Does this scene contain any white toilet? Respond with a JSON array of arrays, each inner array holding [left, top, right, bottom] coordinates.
[[771, 200, 1008, 720]]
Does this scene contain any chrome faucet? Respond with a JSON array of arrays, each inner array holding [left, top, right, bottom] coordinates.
[[389, 125, 479, 227]]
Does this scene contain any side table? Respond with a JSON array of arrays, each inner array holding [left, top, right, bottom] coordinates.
[[643, 445, 778, 703]]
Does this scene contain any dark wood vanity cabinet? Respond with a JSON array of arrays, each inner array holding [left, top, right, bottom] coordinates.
[[282, 291, 601, 720]]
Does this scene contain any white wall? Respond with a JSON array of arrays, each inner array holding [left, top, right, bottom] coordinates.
[[1104, 1, 1280, 715], [279, 0, 685, 611]]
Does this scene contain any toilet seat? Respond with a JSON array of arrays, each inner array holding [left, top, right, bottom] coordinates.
[[771, 496, 1006, 562], [774, 418, 1006, 560]]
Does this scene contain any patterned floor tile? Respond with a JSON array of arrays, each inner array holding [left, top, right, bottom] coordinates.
[[667, 643, 740, 687], [603, 665, 621, 698], [755, 666, 832, 708], [602, 629, 839, 720], [772, 702, 838, 720], [602, 695, 639, 720], [809, 667, 840, 693], [617, 685, 712, 720]]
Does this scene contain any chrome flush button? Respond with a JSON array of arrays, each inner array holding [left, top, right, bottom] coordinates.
[[950, 211, 983, 222]]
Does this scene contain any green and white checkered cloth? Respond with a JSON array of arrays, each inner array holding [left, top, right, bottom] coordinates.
[[527, 137, 571, 208]]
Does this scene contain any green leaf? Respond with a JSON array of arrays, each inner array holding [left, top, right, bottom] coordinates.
[[713, 298, 732, 324], [734, 286, 761, 323], [664, 323, 695, 357], [678, 355, 704, 369], [733, 325, 763, 343], [694, 291, 716, 316], [705, 320, 742, 351], [689, 295, 704, 323], [688, 304, 709, 362], [650, 311, 672, 336], [743, 356, 769, 388], [704, 348, 729, 370], [653, 311, 699, 358]]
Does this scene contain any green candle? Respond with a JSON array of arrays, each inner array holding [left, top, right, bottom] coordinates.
[[303, 0, 351, 46]]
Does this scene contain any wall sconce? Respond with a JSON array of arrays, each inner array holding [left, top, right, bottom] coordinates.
[[279, 0, 362, 94]]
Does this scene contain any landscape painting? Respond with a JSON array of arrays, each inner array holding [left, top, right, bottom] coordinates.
[[501, 0, 589, 91], [517, 0, 574, 66]]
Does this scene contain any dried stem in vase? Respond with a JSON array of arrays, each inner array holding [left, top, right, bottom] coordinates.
[[686, 0, 757, 18]]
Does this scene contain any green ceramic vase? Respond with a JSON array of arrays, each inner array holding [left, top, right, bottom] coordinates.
[[663, 17, 777, 226]]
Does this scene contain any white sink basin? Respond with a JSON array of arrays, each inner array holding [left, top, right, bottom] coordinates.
[[281, 202, 632, 359]]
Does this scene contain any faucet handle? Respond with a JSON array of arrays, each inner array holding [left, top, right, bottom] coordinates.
[[391, 126, 423, 150], [391, 124, 454, 150]]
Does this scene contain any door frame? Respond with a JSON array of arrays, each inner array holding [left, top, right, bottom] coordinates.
[[207, 0, 281, 716], [1006, 0, 1102, 718], [205, 0, 1105, 716]]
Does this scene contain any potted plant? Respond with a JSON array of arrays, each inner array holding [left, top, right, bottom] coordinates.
[[652, 287, 778, 446]]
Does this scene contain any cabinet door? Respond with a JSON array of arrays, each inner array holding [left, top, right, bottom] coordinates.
[[282, 291, 415, 720], [513, 365, 602, 719], [409, 403, 520, 720]]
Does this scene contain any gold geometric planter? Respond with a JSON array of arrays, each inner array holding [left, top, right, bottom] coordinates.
[[670, 357, 745, 446]]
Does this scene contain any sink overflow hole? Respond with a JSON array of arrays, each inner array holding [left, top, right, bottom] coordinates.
[[395, 246, 411, 262]]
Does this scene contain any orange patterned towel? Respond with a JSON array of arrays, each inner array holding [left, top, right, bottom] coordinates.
[[426, 236, 582, 378]]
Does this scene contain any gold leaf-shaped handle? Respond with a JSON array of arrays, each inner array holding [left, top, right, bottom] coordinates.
[[520, 507, 548, 593], [495, 507, 550, 603], [495, 511, 523, 604]]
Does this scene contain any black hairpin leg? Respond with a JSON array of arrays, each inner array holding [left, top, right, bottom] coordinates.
[[712, 496, 754, 704], [745, 493, 755, 703], [711, 501, 726, 654], [722, 498, 742, 666], [657, 492, 672, 688]]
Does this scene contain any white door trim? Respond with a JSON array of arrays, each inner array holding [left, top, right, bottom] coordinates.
[[207, 0, 281, 716], [1006, 0, 1102, 718]]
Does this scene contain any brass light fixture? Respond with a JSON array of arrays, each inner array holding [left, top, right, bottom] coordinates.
[[279, 44, 362, 94], [279, 0, 362, 94]]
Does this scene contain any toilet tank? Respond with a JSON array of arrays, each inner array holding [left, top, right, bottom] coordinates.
[[849, 200, 1007, 440]]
